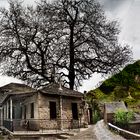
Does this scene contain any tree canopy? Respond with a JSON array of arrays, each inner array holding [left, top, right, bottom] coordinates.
[[0, 0, 132, 89]]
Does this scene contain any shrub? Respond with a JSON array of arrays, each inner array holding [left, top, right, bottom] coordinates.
[[114, 108, 134, 128], [93, 110, 101, 124], [124, 97, 136, 106]]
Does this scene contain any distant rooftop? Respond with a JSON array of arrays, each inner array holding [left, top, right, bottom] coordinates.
[[105, 101, 128, 114]]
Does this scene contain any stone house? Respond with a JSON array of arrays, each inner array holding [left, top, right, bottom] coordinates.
[[104, 101, 128, 123], [0, 83, 88, 132]]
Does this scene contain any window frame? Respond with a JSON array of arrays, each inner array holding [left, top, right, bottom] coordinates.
[[30, 103, 34, 118], [71, 103, 79, 120], [49, 101, 57, 120]]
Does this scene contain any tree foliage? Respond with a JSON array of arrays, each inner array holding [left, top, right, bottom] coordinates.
[[0, 0, 132, 89], [100, 60, 140, 95], [114, 108, 134, 128]]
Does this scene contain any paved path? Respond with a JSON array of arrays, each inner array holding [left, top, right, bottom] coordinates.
[[68, 120, 126, 140], [95, 120, 125, 140], [68, 125, 97, 140]]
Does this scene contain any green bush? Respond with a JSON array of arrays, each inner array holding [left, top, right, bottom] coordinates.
[[131, 90, 140, 99], [114, 108, 134, 128], [93, 110, 100, 124], [124, 97, 136, 106]]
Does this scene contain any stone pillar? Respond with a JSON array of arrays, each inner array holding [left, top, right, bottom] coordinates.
[[3, 105, 6, 120], [1, 107, 3, 126], [7, 102, 9, 119], [4, 105, 6, 120], [59, 96, 63, 130], [10, 98, 13, 121], [0, 108, 2, 126]]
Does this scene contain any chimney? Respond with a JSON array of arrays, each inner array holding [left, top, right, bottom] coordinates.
[[59, 78, 63, 91], [59, 82, 62, 90]]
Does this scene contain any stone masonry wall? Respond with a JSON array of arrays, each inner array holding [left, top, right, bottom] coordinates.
[[38, 93, 88, 129], [62, 97, 81, 129], [38, 93, 59, 129]]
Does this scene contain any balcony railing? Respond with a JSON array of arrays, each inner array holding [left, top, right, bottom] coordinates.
[[3, 119, 81, 132]]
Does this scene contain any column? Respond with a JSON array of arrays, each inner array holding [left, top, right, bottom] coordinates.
[[10, 98, 13, 121], [4, 105, 6, 120], [0, 108, 2, 125], [1, 107, 3, 126], [7, 102, 9, 119], [59, 96, 63, 130]]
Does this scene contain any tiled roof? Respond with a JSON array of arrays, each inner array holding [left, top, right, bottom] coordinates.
[[39, 83, 83, 97], [0, 83, 36, 94], [105, 101, 128, 114], [0, 83, 36, 105]]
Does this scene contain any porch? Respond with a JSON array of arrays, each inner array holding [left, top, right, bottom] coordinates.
[[3, 119, 81, 132]]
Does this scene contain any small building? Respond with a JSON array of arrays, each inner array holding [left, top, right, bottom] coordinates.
[[0, 83, 88, 132], [104, 101, 128, 123]]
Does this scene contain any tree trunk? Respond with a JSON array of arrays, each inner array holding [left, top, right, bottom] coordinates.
[[69, 25, 75, 90]]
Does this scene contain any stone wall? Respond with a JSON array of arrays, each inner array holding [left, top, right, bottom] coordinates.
[[61, 97, 81, 129], [104, 106, 114, 124], [38, 93, 88, 129], [38, 93, 59, 120], [38, 93, 60, 129], [62, 97, 80, 120], [128, 122, 140, 134], [109, 113, 114, 123]]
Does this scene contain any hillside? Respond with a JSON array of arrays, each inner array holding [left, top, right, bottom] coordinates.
[[87, 60, 140, 113]]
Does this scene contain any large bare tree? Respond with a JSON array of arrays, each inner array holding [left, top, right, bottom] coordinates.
[[0, 1, 59, 87], [0, 0, 132, 89], [37, 0, 132, 89]]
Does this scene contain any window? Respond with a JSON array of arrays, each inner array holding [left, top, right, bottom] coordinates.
[[49, 102, 57, 119], [30, 103, 34, 118], [72, 103, 78, 120]]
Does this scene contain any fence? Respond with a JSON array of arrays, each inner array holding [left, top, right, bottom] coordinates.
[[3, 120, 13, 132], [3, 119, 80, 132], [108, 123, 140, 139]]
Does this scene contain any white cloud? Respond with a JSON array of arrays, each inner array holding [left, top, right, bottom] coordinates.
[[118, 0, 140, 60], [0, 75, 22, 87], [79, 73, 105, 93], [80, 0, 140, 92]]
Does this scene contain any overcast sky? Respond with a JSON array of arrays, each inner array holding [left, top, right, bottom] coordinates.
[[81, 0, 140, 92], [0, 0, 139, 92]]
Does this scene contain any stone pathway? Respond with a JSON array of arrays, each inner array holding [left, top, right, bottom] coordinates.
[[68, 125, 97, 140], [68, 120, 126, 140], [95, 120, 125, 140]]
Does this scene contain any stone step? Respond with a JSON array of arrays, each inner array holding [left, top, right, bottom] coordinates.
[[57, 134, 71, 139]]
